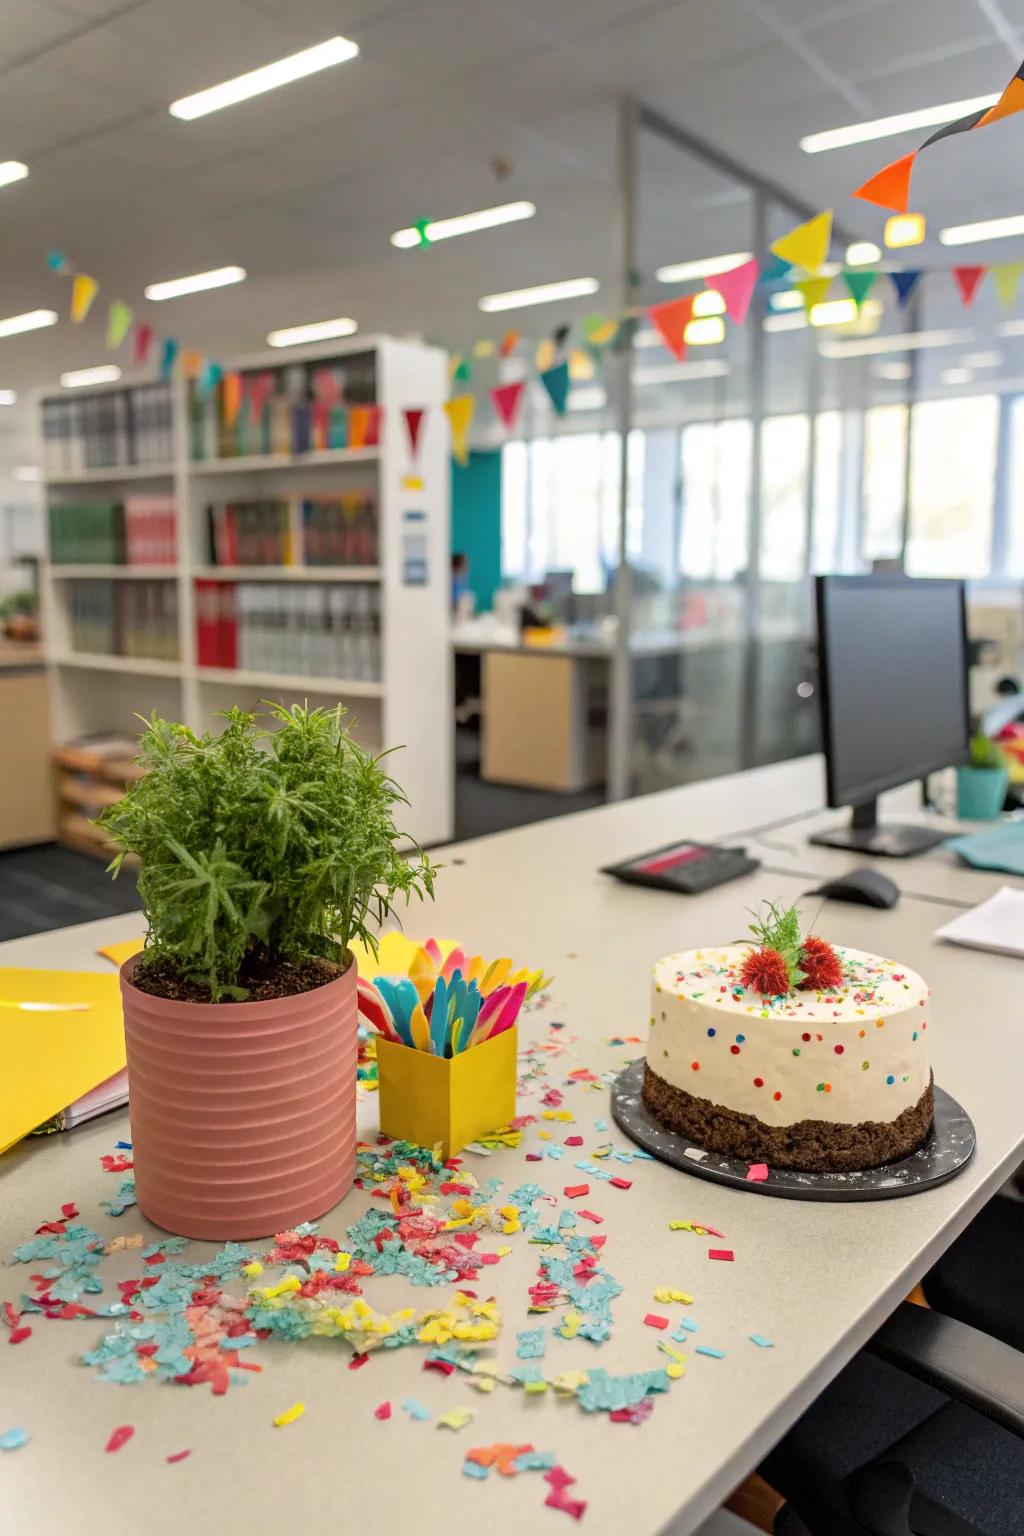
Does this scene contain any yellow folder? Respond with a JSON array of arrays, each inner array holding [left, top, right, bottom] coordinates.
[[0, 968, 126, 1154]]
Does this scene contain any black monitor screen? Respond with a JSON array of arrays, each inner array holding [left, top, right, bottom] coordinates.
[[817, 576, 969, 808]]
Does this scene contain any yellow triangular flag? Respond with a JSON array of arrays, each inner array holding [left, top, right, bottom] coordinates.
[[70, 274, 99, 324], [472, 338, 495, 358], [106, 300, 133, 350], [794, 276, 832, 313], [444, 395, 475, 466], [992, 262, 1024, 311], [771, 210, 833, 276]]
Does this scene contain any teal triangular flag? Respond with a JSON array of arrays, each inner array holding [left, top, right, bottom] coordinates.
[[759, 253, 792, 287], [539, 360, 570, 416], [842, 269, 878, 308]]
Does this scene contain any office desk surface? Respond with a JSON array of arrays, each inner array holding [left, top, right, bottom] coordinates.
[[3, 758, 1023, 1536]]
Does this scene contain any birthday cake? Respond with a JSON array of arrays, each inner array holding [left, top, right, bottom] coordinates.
[[642, 904, 933, 1171]]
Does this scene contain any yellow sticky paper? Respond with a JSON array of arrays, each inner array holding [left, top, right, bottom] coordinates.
[[273, 1402, 305, 1427], [0, 968, 125, 1153], [98, 938, 145, 968], [437, 1406, 474, 1430], [401, 474, 424, 491], [376, 1026, 517, 1157]]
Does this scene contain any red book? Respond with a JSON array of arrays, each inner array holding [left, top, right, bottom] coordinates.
[[194, 580, 221, 666], [218, 581, 237, 669]]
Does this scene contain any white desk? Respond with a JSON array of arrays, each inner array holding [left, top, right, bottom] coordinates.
[[3, 757, 1023, 1536]]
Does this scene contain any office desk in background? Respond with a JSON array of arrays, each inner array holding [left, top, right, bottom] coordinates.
[[0, 643, 54, 850], [2, 757, 1023, 1536]]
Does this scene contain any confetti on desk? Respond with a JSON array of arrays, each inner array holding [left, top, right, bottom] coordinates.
[[1, 1428, 28, 1452], [273, 1403, 305, 1428]]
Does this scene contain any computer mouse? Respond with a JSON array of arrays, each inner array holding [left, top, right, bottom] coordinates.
[[809, 867, 900, 909]]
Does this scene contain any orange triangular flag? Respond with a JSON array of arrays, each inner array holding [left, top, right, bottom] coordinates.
[[770, 210, 833, 275], [648, 295, 694, 361], [977, 74, 1024, 128], [498, 329, 519, 358], [952, 266, 986, 307], [854, 152, 916, 214]]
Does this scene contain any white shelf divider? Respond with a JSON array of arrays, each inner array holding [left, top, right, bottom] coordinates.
[[50, 564, 179, 580], [191, 565, 381, 582], [53, 652, 183, 678], [195, 666, 384, 697]]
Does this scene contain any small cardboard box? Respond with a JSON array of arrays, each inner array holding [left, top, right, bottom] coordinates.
[[375, 1027, 518, 1157]]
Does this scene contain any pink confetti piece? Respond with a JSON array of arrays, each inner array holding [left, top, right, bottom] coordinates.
[[105, 1425, 135, 1454], [746, 1163, 769, 1183], [708, 1248, 734, 1263], [610, 1176, 632, 1190], [576, 1209, 603, 1224], [563, 1184, 589, 1199], [374, 1402, 392, 1420], [644, 1314, 669, 1330], [564, 1136, 584, 1147], [166, 1450, 191, 1464]]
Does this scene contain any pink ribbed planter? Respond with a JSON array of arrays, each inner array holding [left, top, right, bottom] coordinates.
[[120, 955, 358, 1241]]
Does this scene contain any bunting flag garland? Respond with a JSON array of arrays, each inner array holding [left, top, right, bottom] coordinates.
[[705, 257, 759, 324], [498, 329, 519, 358], [160, 338, 179, 379], [769, 210, 833, 276], [199, 360, 223, 395], [46, 249, 69, 273], [992, 262, 1024, 311], [888, 270, 922, 309], [444, 395, 475, 466], [133, 323, 154, 366], [758, 253, 793, 287], [472, 338, 495, 359], [452, 356, 472, 385], [612, 313, 640, 353], [952, 265, 986, 307], [106, 300, 133, 350], [179, 349, 203, 380], [793, 276, 832, 313], [490, 380, 526, 433], [855, 57, 1024, 213], [841, 269, 877, 309], [70, 274, 99, 324], [539, 360, 570, 416], [648, 294, 694, 361], [403, 407, 426, 459]]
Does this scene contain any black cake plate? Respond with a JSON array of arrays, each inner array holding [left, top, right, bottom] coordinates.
[[611, 1059, 975, 1202]]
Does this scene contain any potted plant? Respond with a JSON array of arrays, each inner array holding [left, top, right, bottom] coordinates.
[[98, 703, 436, 1241], [957, 732, 1009, 821]]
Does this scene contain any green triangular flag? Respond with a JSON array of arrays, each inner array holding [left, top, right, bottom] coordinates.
[[453, 357, 472, 384], [106, 300, 133, 350], [841, 269, 878, 309], [539, 359, 570, 416]]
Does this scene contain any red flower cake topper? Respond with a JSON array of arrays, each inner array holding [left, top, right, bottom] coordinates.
[[740, 902, 843, 997]]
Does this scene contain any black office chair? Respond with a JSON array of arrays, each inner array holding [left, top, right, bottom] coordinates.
[[922, 1193, 1024, 1357], [760, 1302, 1024, 1535]]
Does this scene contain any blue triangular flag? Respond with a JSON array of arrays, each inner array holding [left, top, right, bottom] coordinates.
[[160, 338, 179, 379], [889, 270, 922, 308], [539, 359, 570, 416], [758, 253, 792, 287]]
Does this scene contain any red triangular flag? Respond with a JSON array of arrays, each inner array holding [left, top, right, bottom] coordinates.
[[853, 152, 916, 214], [490, 380, 526, 432], [133, 323, 154, 367], [647, 295, 695, 361], [952, 266, 986, 307], [403, 407, 425, 458]]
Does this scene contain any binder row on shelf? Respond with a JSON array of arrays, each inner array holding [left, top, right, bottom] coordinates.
[[42, 384, 174, 474], [195, 580, 381, 681], [68, 580, 180, 661], [49, 496, 177, 565], [189, 353, 379, 461], [207, 494, 378, 567]]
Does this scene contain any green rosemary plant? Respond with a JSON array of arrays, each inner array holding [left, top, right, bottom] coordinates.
[[98, 703, 437, 1001]]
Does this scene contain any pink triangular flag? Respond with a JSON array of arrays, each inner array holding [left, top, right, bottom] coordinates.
[[705, 258, 759, 325], [403, 407, 425, 459], [490, 379, 525, 432]]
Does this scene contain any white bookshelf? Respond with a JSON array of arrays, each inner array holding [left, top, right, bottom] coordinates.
[[39, 335, 453, 846]]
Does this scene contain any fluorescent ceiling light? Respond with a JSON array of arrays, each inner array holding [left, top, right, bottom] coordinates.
[[634, 359, 730, 386], [685, 316, 725, 346], [692, 289, 725, 318], [999, 319, 1024, 336], [819, 327, 973, 360], [764, 311, 808, 333], [769, 289, 805, 313], [0, 161, 28, 188], [0, 309, 57, 338], [811, 297, 882, 328], [964, 350, 1000, 368], [60, 365, 122, 388], [478, 277, 598, 313], [874, 361, 911, 380], [846, 240, 881, 266], [940, 366, 972, 387], [391, 201, 535, 249], [885, 213, 926, 248], [800, 93, 998, 154], [0, 390, 16, 405], [170, 36, 358, 121], [145, 265, 245, 302], [267, 317, 357, 347], [568, 386, 607, 412], [13, 465, 41, 482], [940, 212, 1024, 246], [655, 251, 752, 285]]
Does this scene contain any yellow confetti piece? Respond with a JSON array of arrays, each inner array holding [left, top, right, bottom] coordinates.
[[496, 1245, 512, 1257], [242, 1261, 263, 1278], [541, 1110, 575, 1123], [437, 1407, 474, 1431], [551, 1370, 590, 1395], [273, 1402, 305, 1427], [524, 1379, 548, 1395], [537, 1130, 552, 1142], [653, 1287, 694, 1305], [591, 1146, 611, 1159], [558, 1310, 582, 1340], [334, 1252, 351, 1273]]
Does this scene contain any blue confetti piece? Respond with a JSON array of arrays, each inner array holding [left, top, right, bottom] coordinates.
[[516, 1327, 546, 1360], [558, 1210, 577, 1230], [594, 1120, 608, 1132], [401, 1397, 431, 1421], [672, 1319, 698, 1340], [696, 1345, 725, 1359], [514, 1450, 557, 1472], [509, 1364, 545, 1386], [633, 1150, 655, 1160], [462, 1460, 489, 1479], [114, 1141, 132, 1151], [0, 1428, 28, 1451], [750, 1334, 774, 1349], [577, 1367, 670, 1412], [220, 1333, 256, 1349], [545, 1146, 564, 1160]]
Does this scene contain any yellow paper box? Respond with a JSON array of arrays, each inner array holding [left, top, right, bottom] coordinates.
[[375, 1027, 517, 1157]]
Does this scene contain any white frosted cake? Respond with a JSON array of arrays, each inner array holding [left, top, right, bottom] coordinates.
[[643, 930, 933, 1171]]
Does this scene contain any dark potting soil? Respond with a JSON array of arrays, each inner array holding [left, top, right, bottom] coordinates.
[[130, 951, 350, 1004]]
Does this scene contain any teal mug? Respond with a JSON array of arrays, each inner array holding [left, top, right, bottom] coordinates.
[[956, 765, 1009, 821]]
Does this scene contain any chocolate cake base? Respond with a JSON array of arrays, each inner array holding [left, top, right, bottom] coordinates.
[[642, 1062, 934, 1172]]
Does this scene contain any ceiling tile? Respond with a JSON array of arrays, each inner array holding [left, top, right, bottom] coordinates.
[[808, 0, 989, 81]]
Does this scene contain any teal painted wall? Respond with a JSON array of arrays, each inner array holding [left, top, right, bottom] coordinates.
[[451, 449, 502, 612]]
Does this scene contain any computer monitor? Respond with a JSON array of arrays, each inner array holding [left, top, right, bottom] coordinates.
[[812, 575, 969, 857]]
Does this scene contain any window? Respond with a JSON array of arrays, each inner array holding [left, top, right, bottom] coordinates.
[[1003, 397, 1024, 577], [862, 404, 908, 565], [760, 414, 810, 581], [811, 412, 842, 573], [679, 419, 752, 580], [500, 440, 528, 580], [906, 396, 998, 578]]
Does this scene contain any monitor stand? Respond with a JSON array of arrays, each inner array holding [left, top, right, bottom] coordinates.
[[809, 798, 948, 858]]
